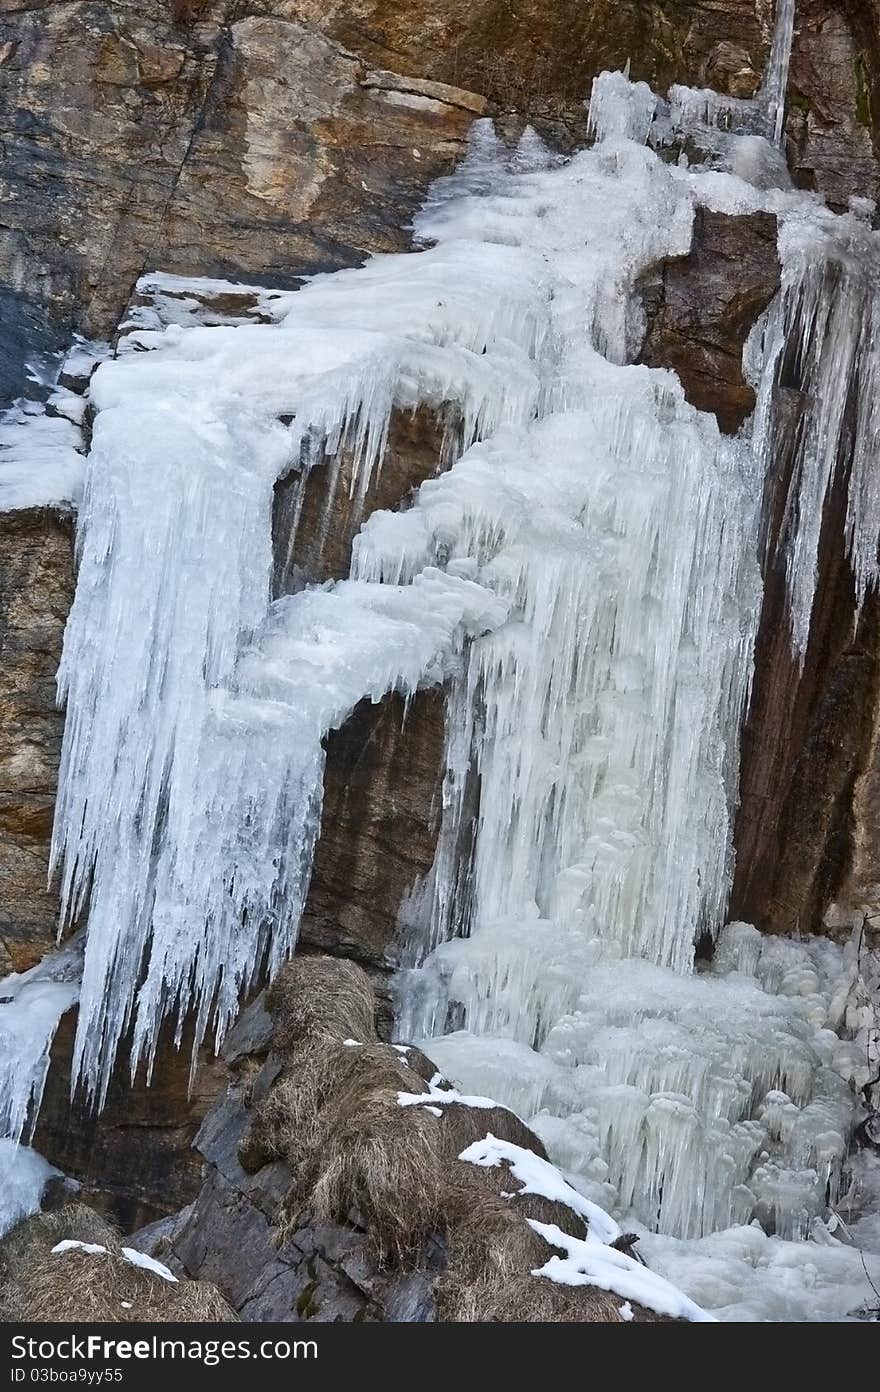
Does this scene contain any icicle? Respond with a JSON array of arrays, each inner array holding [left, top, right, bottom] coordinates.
[[750, 214, 880, 660], [760, 0, 797, 145]]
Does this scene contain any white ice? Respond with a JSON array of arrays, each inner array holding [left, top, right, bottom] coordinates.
[[0, 338, 107, 512], [0, 942, 81, 1144], [0, 1142, 59, 1238]]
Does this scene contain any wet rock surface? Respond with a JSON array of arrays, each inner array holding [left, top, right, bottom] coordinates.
[[640, 208, 781, 434], [0, 509, 74, 975]]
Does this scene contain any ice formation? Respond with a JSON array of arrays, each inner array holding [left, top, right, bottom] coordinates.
[[0, 944, 81, 1235], [0, 0, 872, 1320], [422, 925, 869, 1244], [0, 943, 81, 1145], [0, 337, 107, 513], [0, 1142, 60, 1239]]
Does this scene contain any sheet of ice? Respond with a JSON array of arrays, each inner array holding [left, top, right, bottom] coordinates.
[[639, 1215, 880, 1323], [749, 210, 880, 660], [51, 119, 711, 1102], [0, 942, 81, 1143], [759, 0, 797, 144], [0, 335, 107, 512], [0, 1142, 59, 1238], [0, 404, 86, 511]]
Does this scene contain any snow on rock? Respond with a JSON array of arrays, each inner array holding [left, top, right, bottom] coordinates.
[[459, 1134, 622, 1245], [0, 404, 86, 512], [120, 1247, 178, 1283], [529, 1219, 717, 1323], [397, 1073, 499, 1111], [0, 338, 107, 513]]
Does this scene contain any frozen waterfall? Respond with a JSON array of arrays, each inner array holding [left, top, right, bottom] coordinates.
[[1, 0, 878, 1320]]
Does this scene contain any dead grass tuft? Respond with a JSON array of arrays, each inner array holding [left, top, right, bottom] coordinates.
[[0, 1204, 234, 1323], [268, 955, 377, 1057]]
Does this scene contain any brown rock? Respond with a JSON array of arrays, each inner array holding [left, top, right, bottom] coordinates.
[[640, 208, 781, 435], [788, 2, 879, 207], [732, 388, 880, 936], [300, 689, 446, 969], [0, 509, 75, 975], [1, 0, 876, 384], [33, 1011, 228, 1233], [273, 407, 448, 593]]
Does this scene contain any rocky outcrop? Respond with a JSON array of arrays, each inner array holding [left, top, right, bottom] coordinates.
[[128, 957, 676, 1323], [640, 209, 781, 434], [0, 0, 485, 390]]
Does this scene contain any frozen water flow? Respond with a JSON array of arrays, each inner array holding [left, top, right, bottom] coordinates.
[[0, 943, 81, 1144], [760, 0, 797, 144], [0, 1143, 60, 1238]]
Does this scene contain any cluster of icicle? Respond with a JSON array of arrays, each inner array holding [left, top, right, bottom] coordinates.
[[48, 98, 758, 1110]]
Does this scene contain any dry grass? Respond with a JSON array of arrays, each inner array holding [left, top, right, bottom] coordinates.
[[9, 1248, 235, 1323], [248, 953, 674, 1322], [269, 955, 377, 1057], [0, 1204, 235, 1324], [436, 1101, 549, 1164], [0, 1205, 117, 1293]]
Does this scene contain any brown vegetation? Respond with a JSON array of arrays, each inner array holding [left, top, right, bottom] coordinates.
[[241, 954, 675, 1322], [0, 1204, 235, 1323]]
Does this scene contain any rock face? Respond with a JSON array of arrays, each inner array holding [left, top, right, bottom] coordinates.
[[1, 1, 877, 405], [0, 0, 485, 386], [0, 509, 74, 975], [300, 691, 446, 975], [732, 441, 880, 937], [33, 1012, 230, 1232], [640, 209, 781, 435]]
